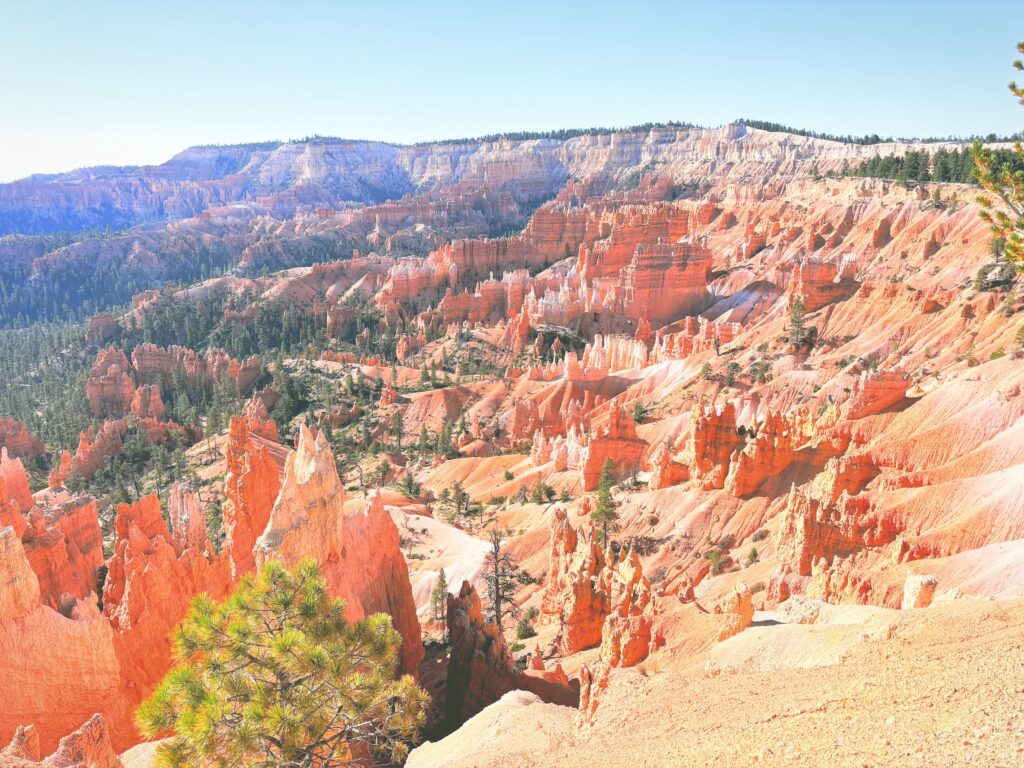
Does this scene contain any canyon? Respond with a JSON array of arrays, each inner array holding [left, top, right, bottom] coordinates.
[[1, 123, 1023, 767]]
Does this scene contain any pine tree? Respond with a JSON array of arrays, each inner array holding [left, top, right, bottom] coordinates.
[[789, 297, 807, 346], [135, 560, 428, 767], [451, 481, 469, 517], [391, 411, 404, 448], [430, 568, 449, 626], [591, 457, 620, 543], [917, 151, 931, 182], [972, 40, 1024, 268], [435, 422, 454, 457], [530, 477, 547, 504]]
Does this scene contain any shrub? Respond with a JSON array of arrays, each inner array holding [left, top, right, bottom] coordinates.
[[724, 361, 741, 387], [515, 617, 537, 640]]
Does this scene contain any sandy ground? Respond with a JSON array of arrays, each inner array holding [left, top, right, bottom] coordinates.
[[407, 596, 1024, 768]]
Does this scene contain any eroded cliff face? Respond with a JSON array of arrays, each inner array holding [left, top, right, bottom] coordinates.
[[255, 425, 424, 675], [445, 581, 577, 726], [1, 425, 428, 752], [539, 509, 658, 667], [222, 416, 281, 578], [0, 528, 121, 754], [101, 494, 232, 746], [0, 419, 45, 460], [0, 714, 123, 768]]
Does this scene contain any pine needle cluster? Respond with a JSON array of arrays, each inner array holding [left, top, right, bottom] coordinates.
[[136, 559, 428, 767]]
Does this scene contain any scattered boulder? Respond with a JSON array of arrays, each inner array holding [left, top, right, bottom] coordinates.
[[901, 574, 938, 609], [717, 582, 754, 641]]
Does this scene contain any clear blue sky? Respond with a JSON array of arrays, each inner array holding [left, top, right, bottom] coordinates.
[[1, 0, 1022, 181]]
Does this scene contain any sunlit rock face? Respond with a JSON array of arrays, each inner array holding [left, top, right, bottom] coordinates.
[[255, 425, 423, 675]]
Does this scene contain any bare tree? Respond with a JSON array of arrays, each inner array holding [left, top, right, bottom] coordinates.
[[483, 527, 523, 634]]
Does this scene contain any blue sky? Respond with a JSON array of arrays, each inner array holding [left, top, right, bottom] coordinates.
[[1, 0, 1022, 181]]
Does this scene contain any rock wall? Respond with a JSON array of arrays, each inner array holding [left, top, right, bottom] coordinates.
[[222, 416, 281, 578], [0, 419, 45, 461], [254, 425, 423, 675], [102, 494, 231, 747], [22, 497, 104, 608], [0, 528, 121, 754], [445, 581, 576, 727]]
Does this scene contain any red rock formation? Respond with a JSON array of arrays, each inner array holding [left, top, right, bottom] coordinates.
[[86, 313, 120, 347], [1, 449, 33, 533], [86, 348, 135, 418], [222, 416, 281, 578], [788, 257, 846, 312], [524, 644, 572, 693], [580, 335, 649, 372], [254, 426, 422, 675], [741, 227, 767, 259], [334, 490, 425, 677], [445, 580, 576, 726], [615, 240, 711, 326], [901, 574, 937, 609], [685, 400, 745, 490], [242, 391, 281, 441], [21, 496, 104, 608], [773, 485, 901, 581], [0, 528, 121, 754], [812, 454, 879, 502], [580, 406, 646, 491], [47, 451, 72, 491], [578, 204, 690, 281], [501, 307, 531, 354], [843, 368, 911, 420], [541, 509, 656, 666], [541, 510, 608, 653], [166, 483, 208, 555], [130, 343, 259, 395], [444, 580, 522, 724], [651, 316, 740, 362], [575, 662, 610, 730], [102, 494, 231, 747], [724, 410, 798, 497], [647, 441, 688, 490], [380, 378, 399, 406], [129, 385, 165, 420], [716, 582, 754, 641], [0, 715, 123, 768], [254, 424, 346, 576], [0, 419, 45, 460], [68, 422, 129, 481], [599, 547, 656, 667], [871, 214, 893, 248]]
